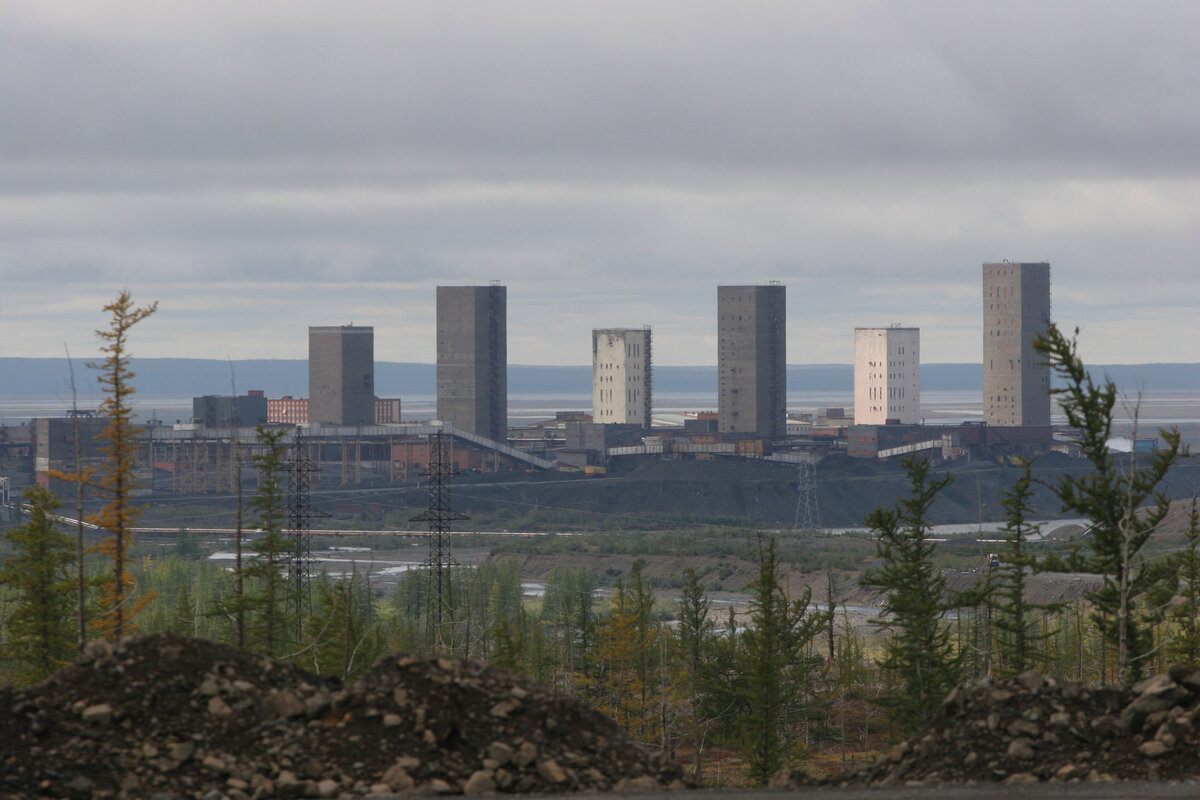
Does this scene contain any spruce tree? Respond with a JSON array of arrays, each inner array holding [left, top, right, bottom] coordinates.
[[0, 487, 75, 684], [171, 583, 197, 637], [1166, 499, 1200, 666], [988, 460, 1064, 676], [736, 535, 829, 785], [490, 614, 525, 672], [677, 567, 713, 678], [241, 426, 297, 658], [860, 456, 963, 735], [1034, 323, 1185, 682]]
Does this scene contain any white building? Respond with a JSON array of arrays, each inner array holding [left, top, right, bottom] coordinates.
[[593, 328, 651, 428], [854, 326, 920, 425]]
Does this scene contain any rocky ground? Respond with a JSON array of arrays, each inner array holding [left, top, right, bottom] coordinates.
[[13, 634, 1200, 797], [826, 666, 1200, 786], [0, 634, 684, 799]]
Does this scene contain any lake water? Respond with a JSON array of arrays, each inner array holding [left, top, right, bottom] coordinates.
[[4, 389, 1200, 432]]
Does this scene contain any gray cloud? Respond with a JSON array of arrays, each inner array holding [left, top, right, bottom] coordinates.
[[7, 2, 1200, 173], [1, 1, 1198, 367]]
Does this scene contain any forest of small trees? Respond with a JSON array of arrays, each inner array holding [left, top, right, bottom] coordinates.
[[0, 300, 1196, 785]]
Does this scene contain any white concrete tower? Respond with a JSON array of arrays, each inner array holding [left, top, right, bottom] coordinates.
[[592, 327, 652, 428], [854, 326, 920, 425]]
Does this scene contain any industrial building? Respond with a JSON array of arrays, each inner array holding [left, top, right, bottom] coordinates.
[[32, 415, 107, 496], [374, 398, 403, 424], [718, 284, 786, 438], [309, 326, 375, 426], [437, 284, 507, 443], [592, 327, 652, 429], [854, 326, 920, 425], [261, 396, 400, 425], [268, 396, 309, 425], [193, 391, 268, 428], [983, 262, 1051, 427]]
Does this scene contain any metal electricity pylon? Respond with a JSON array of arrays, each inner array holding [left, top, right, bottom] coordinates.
[[410, 430, 469, 651], [793, 459, 822, 535]]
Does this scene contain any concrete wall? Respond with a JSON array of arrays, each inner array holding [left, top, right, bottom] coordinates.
[[718, 284, 786, 438], [983, 263, 1051, 427], [854, 327, 920, 425], [592, 328, 651, 428], [436, 285, 507, 442]]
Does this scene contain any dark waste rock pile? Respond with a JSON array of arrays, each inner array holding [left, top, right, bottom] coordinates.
[[0, 634, 683, 799], [836, 666, 1200, 786]]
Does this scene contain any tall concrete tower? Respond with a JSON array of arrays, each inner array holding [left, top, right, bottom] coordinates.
[[983, 262, 1051, 427], [308, 326, 375, 426], [592, 327, 652, 429], [854, 326, 920, 425], [437, 284, 507, 442], [718, 284, 786, 438]]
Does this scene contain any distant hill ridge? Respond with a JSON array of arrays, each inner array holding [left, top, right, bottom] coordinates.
[[2, 358, 1198, 398]]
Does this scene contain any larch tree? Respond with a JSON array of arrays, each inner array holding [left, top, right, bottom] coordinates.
[[301, 571, 385, 682], [0, 486, 76, 684], [88, 291, 158, 639], [674, 567, 715, 779], [540, 567, 596, 691], [1034, 323, 1186, 682], [592, 562, 659, 743]]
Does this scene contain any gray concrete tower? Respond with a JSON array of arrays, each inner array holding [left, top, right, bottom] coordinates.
[[718, 284, 786, 438], [309, 326, 375, 426], [983, 262, 1051, 426], [437, 284, 507, 442]]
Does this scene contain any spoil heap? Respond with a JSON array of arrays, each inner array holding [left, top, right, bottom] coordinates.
[[0, 634, 682, 798], [836, 666, 1200, 786]]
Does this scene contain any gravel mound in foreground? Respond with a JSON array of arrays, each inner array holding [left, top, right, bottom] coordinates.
[[832, 666, 1200, 786], [0, 634, 683, 799]]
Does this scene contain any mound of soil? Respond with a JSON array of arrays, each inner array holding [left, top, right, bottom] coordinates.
[[0, 634, 683, 799], [832, 667, 1200, 786]]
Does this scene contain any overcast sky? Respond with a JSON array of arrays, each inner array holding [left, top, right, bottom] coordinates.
[[3, 1, 1198, 367]]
